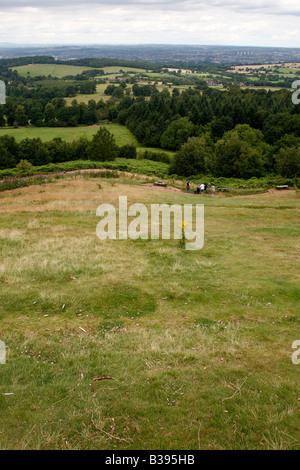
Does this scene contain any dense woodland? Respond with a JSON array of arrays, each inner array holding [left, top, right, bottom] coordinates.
[[0, 56, 300, 179]]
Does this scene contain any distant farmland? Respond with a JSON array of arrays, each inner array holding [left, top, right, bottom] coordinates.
[[64, 84, 134, 105], [10, 63, 96, 78], [11, 64, 147, 78]]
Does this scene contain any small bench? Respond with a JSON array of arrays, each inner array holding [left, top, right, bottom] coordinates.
[[276, 185, 289, 190], [154, 182, 167, 187], [217, 187, 229, 192]]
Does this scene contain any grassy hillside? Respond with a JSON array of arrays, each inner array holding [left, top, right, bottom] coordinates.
[[64, 84, 119, 104], [0, 123, 137, 145], [10, 63, 95, 78], [11, 64, 147, 78], [0, 174, 299, 449], [0, 124, 175, 162]]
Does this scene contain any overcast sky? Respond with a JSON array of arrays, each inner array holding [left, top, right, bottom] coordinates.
[[0, 0, 300, 48]]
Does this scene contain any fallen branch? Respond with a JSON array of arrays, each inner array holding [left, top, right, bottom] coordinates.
[[92, 376, 115, 382], [90, 419, 132, 443], [221, 376, 249, 402]]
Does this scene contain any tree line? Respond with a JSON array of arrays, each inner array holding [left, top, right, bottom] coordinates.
[[0, 96, 103, 128], [0, 57, 300, 179], [0, 124, 299, 179], [115, 86, 300, 178], [0, 128, 139, 170]]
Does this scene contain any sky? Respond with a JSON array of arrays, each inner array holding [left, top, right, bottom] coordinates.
[[0, 0, 300, 48]]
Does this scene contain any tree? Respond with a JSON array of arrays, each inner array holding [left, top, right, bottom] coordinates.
[[132, 84, 153, 96], [104, 84, 116, 96], [79, 81, 96, 94], [44, 138, 72, 163], [118, 144, 137, 159], [170, 137, 214, 176], [0, 135, 19, 159], [275, 147, 300, 178], [51, 97, 66, 110], [263, 113, 299, 145], [88, 128, 118, 161], [213, 125, 267, 178], [18, 138, 50, 166], [69, 137, 90, 161], [65, 85, 76, 97], [0, 142, 16, 169], [108, 105, 118, 121], [210, 116, 234, 140], [160, 117, 195, 150], [112, 86, 124, 99], [16, 159, 33, 171], [4, 98, 15, 126], [29, 103, 43, 127], [15, 105, 28, 126], [0, 106, 5, 127], [44, 102, 56, 123]]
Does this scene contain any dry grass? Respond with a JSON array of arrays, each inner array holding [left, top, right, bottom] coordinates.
[[0, 175, 299, 450]]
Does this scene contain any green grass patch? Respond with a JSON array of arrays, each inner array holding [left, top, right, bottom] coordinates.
[[0, 123, 137, 145], [0, 175, 299, 450], [11, 64, 95, 78], [0, 158, 170, 182]]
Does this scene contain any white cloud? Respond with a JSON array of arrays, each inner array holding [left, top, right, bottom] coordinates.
[[0, 1, 299, 46]]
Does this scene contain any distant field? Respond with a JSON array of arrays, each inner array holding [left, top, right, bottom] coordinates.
[[275, 67, 300, 77], [241, 86, 286, 91], [65, 84, 112, 105], [11, 64, 96, 78], [284, 63, 300, 70], [65, 84, 134, 105], [0, 124, 139, 146], [230, 64, 282, 72], [100, 66, 147, 74], [229, 63, 300, 78], [11, 64, 147, 79]]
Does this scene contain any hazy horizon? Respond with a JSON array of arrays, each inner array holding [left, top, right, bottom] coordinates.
[[1, 42, 300, 50]]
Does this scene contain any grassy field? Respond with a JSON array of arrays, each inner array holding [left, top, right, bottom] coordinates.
[[11, 64, 147, 79], [0, 123, 138, 146], [0, 124, 175, 161], [65, 84, 114, 105], [64, 84, 135, 105], [10, 64, 96, 78], [98, 66, 147, 74], [0, 173, 299, 450]]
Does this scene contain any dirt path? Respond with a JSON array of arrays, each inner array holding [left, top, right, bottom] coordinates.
[[234, 188, 297, 198], [67, 171, 297, 197], [66, 169, 184, 193], [140, 183, 183, 193], [2, 168, 297, 198]]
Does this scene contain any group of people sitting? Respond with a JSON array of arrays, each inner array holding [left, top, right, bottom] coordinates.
[[186, 182, 215, 196]]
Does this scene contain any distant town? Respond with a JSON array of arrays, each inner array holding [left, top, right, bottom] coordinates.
[[1, 44, 300, 66]]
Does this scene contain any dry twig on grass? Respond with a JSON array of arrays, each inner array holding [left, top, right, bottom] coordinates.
[[92, 376, 115, 382], [90, 418, 132, 443]]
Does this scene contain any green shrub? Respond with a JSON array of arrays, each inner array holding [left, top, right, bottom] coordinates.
[[16, 159, 33, 171], [118, 144, 137, 159], [139, 150, 171, 164]]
